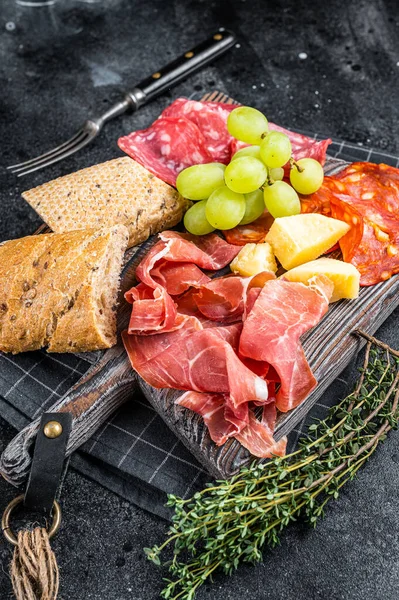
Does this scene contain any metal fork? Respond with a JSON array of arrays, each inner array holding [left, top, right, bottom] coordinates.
[[7, 30, 235, 177]]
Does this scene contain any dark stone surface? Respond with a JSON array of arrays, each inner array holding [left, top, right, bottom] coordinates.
[[0, 0, 399, 598]]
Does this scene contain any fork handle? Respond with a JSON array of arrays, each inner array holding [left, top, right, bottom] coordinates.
[[126, 29, 236, 109], [97, 30, 236, 125]]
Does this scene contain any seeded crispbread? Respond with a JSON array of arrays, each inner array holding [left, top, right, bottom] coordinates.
[[0, 225, 129, 354], [22, 157, 188, 248]]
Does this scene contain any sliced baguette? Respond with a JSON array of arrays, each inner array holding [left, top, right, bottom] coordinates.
[[22, 157, 189, 248], [0, 225, 129, 354]]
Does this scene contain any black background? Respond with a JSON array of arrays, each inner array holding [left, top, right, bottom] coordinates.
[[0, 1, 399, 598]]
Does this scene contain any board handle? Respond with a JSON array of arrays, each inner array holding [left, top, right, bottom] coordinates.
[[0, 345, 136, 487]]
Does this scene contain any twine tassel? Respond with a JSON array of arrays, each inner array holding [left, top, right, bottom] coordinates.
[[11, 527, 59, 600]]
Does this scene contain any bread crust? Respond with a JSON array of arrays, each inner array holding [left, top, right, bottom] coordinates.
[[0, 225, 129, 354], [22, 157, 189, 248]]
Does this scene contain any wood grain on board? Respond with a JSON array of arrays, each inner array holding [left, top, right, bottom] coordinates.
[[3, 91, 399, 486]]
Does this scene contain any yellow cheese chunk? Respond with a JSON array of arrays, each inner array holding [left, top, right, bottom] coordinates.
[[283, 258, 360, 302], [265, 214, 350, 270], [230, 242, 278, 277]]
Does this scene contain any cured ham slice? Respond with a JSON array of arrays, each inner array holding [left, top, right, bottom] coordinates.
[[239, 278, 332, 412], [123, 234, 332, 459], [151, 262, 210, 296], [123, 325, 268, 406], [118, 99, 331, 187], [175, 385, 287, 458], [176, 392, 239, 445], [123, 316, 203, 366], [158, 231, 240, 270], [126, 286, 180, 334], [125, 232, 240, 334], [235, 411, 287, 458], [133, 232, 239, 290], [193, 272, 275, 323], [176, 390, 285, 457]]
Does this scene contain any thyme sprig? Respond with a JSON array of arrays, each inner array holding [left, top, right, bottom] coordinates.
[[146, 331, 399, 600]]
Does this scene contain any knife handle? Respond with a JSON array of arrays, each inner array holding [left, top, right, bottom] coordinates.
[[126, 29, 236, 109]]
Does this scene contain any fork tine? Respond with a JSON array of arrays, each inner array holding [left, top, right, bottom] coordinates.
[[9, 130, 89, 174], [7, 129, 86, 171], [16, 133, 93, 177]]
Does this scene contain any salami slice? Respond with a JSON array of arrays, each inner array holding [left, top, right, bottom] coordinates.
[[330, 192, 399, 286], [118, 116, 213, 186], [231, 124, 331, 166], [268, 123, 331, 165], [222, 213, 275, 246], [335, 162, 399, 214], [118, 98, 332, 187], [161, 98, 237, 163], [300, 176, 346, 216]]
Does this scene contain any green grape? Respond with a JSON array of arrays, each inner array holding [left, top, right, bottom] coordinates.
[[227, 107, 269, 145], [184, 200, 215, 235], [263, 181, 301, 218], [240, 189, 265, 225], [231, 145, 261, 161], [290, 158, 324, 195], [224, 157, 267, 194], [260, 131, 292, 168], [269, 167, 285, 181], [176, 163, 226, 200], [205, 186, 246, 230]]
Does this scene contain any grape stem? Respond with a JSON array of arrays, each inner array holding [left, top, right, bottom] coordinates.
[[290, 157, 304, 172], [266, 168, 275, 187], [260, 131, 268, 140]]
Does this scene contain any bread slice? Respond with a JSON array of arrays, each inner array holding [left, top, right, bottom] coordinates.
[[22, 157, 189, 248], [0, 225, 129, 354]]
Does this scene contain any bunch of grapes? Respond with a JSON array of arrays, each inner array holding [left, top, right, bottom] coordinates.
[[177, 106, 324, 236]]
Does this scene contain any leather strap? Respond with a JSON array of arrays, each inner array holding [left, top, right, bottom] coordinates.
[[24, 413, 72, 516]]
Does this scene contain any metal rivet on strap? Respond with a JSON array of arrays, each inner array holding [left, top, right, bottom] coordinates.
[[43, 421, 63, 439]]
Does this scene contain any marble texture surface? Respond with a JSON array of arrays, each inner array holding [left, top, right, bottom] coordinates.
[[0, 0, 399, 598]]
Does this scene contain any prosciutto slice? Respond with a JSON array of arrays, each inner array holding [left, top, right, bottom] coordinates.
[[125, 232, 240, 334], [123, 231, 332, 459], [176, 391, 245, 445], [176, 391, 286, 457], [235, 411, 287, 458], [193, 272, 275, 323], [239, 278, 333, 412], [126, 285, 181, 334], [123, 325, 268, 406]]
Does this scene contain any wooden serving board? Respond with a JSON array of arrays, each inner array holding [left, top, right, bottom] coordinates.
[[4, 91, 399, 486]]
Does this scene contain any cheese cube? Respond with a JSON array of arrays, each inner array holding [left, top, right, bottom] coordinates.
[[283, 258, 360, 302], [265, 214, 350, 270], [230, 242, 278, 277]]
